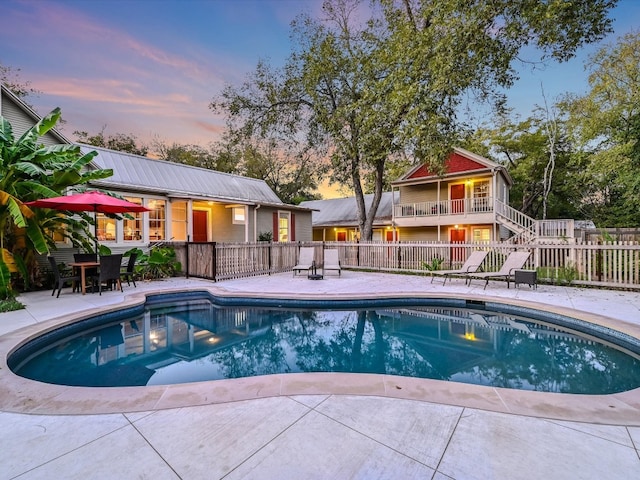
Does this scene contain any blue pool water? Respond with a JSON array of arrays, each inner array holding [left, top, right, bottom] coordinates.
[[9, 293, 640, 394]]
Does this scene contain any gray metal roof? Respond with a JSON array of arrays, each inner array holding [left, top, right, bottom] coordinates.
[[300, 192, 397, 227], [81, 144, 285, 205]]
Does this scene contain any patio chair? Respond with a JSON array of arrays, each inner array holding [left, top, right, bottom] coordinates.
[[293, 247, 315, 276], [430, 250, 488, 284], [48, 256, 81, 298], [120, 253, 138, 287], [94, 254, 124, 295], [465, 251, 531, 290], [323, 249, 341, 276]]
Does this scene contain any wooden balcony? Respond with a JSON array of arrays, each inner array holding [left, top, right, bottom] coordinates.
[[393, 198, 495, 227]]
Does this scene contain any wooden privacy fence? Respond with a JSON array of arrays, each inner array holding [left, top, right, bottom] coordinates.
[[170, 240, 640, 289]]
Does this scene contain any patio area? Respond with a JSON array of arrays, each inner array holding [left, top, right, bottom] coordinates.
[[1, 271, 639, 479]]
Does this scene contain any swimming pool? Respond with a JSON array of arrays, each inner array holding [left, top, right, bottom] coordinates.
[[10, 292, 640, 395]]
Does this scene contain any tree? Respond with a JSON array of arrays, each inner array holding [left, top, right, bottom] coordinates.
[[0, 108, 112, 297], [212, 0, 615, 240], [467, 108, 583, 221], [239, 138, 323, 204], [151, 137, 221, 170], [563, 31, 640, 226], [1, 62, 39, 100], [74, 127, 148, 156]]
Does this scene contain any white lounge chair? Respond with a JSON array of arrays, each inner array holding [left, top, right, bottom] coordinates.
[[293, 246, 316, 276], [465, 251, 531, 289], [323, 249, 341, 276], [430, 250, 488, 284]]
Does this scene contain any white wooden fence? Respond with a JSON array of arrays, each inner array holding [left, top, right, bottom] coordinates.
[[171, 240, 640, 289]]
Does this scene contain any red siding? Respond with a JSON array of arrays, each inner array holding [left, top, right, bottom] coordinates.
[[408, 152, 486, 179]]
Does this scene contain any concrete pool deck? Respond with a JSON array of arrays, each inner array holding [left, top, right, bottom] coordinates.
[[1, 271, 639, 479]]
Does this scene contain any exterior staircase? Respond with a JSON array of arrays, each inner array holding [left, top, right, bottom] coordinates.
[[495, 200, 575, 243]]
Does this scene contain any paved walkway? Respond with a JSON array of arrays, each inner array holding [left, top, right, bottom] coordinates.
[[1, 272, 639, 479]]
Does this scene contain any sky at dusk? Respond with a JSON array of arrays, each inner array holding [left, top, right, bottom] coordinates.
[[1, 0, 639, 150]]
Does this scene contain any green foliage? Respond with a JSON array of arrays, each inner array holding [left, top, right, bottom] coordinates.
[[470, 109, 583, 220], [0, 297, 24, 312], [126, 246, 181, 280], [537, 263, 578, 285], [74, 128, 148, 156], [564, 31, 640, 227], [257, 231, 273, 242], [422, 256, 445, 272], [0, 109, 112, 294]]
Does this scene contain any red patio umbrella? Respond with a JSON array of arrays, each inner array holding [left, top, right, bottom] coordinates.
[[26, 191, 151, 252]]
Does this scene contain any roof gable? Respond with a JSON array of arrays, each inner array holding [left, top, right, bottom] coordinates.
[[405, 148, 496, 180], [0, 84, 70, 145]]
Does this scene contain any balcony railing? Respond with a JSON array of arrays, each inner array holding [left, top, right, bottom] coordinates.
[[393, 197, 494, 218]]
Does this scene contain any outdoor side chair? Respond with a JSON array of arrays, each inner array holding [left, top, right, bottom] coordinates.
[[94, 254, 124, 295], [120, 253, 138, 287], [48, 256, 81, 298]]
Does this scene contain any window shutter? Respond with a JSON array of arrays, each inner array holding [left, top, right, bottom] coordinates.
[[291, 213, 296, 241], [273, 212, 278, 241]]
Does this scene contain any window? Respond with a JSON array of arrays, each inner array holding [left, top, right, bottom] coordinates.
[[232, 206, 246, 225], [473, 228, 491, 242], [96, 213, 117, 241], [148, 199, 166, 241], [171, 201, 188, 241], [123, 197, 143, 241], [278, 212, 289, 242], [472, 180, 490, 212]]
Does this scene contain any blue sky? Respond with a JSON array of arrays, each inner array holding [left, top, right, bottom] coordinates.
[[1, 0, 638, 148]]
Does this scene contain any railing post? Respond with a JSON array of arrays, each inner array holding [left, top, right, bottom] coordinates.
[[212, 242, 217, 282], [268, 242, 272, 275], [185, 239, 190, 279]]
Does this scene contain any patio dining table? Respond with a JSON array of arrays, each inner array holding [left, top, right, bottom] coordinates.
[[68, 261, 100, 295]]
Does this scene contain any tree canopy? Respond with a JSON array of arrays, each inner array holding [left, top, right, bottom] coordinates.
[[211, 0, 616, 240], [563, 30, 640, 226], [74, 128, 148, 156]]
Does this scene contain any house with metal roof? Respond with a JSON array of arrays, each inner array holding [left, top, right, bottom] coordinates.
[[1, 83, 312, 250], [85, 145, 312, 246], [300, 192, 398, 242]]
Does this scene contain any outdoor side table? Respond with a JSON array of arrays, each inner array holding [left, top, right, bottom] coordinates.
[[514, 269, 537, 289], [308, 261, 323, 280]]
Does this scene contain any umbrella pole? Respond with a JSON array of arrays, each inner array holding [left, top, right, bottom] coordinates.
[[94, 210, 99, 254]]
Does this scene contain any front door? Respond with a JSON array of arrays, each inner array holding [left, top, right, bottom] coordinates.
[[450, 184, 465, 214], [450, 228, 466, 264], [192, 210, 208, 242]]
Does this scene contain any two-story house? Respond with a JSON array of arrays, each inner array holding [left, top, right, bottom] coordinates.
[[392, 147, 511, 243], [304, 147, 574, 244]]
